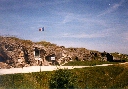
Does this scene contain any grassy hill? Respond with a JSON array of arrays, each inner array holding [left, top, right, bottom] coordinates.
[[0, 64, 128, 89]]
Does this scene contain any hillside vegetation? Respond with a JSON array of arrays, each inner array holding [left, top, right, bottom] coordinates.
[[0, 64, 128, 89], [63, 60, 125, 66]]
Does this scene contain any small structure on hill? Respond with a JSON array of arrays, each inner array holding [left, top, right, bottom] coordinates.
[[106, 53, 113, 62], [33, 45, 46, 66], [45, 54, 57, 65]]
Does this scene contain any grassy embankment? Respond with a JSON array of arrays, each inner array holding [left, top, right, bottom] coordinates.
[[0, 64, 128, 89], [63, 60, 126, 66]]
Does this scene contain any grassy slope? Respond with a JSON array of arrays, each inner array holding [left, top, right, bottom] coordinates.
[[63, 60, 125, 66], [0, 64, 128, 89]]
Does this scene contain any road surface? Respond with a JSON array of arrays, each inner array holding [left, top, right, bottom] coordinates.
[[0, 62, 128, 75]]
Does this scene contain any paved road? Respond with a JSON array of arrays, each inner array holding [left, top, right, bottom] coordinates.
[[0, 62, 128, 75], [0, 66, 87, 75]]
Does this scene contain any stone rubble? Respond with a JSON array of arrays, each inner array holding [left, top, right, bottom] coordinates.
[[0, 36, 112, 69]]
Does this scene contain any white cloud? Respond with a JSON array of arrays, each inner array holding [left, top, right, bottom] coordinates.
[[62, 33, 103, 38], [61, 13, 81, 24], [98, 0, 125, 16], [66, 12, 111, 26], [61, 27, 118, 38]]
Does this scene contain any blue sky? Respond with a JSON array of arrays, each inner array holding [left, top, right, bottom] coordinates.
[[0, 0, 128, 54]]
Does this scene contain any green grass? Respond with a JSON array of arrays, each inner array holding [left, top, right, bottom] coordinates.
[[72, 65, 128, 88], [63, 60, 124, 66], [0, 72, 52, 89], [0, 65, 128, 89]]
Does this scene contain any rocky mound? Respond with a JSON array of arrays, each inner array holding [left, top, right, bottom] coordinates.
[[0, 36, 113, 68]]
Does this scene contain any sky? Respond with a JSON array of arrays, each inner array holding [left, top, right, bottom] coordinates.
[[0, 0, 128, 54]]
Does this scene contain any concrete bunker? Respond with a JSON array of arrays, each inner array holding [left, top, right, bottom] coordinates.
[[34, 47, 46, 65], [45, 54, 58, 65]]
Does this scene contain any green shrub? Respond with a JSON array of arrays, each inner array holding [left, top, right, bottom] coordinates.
[[49, 69, 76, 89]]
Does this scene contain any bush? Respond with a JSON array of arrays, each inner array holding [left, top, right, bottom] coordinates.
[[49, 69, 76, 89]]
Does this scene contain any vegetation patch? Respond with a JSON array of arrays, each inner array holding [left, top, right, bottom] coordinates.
[[0, 65, 128, 89], [63, 60, 124, 66]]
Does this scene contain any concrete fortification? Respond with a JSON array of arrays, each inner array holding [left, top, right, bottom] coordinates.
[[0, 36, 112, 69]]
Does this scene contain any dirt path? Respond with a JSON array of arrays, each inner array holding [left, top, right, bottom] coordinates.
[[0, 62, 128, 75]]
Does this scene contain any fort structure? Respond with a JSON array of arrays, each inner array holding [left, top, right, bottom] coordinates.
[[0, 36, 114, 68]]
